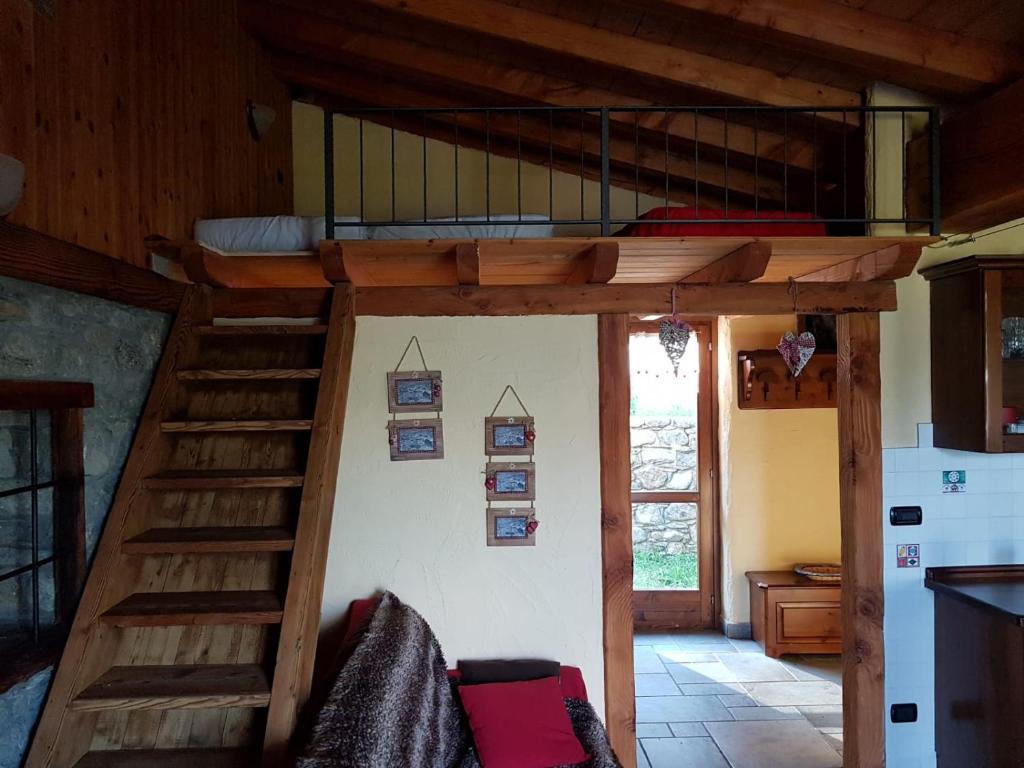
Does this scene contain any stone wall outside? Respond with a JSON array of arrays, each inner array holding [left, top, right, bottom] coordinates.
[[630, 417, 698, 556]]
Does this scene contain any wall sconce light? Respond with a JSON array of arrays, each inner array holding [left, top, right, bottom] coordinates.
[[0, 154, 25, 217], [246, 99, 276, 142]]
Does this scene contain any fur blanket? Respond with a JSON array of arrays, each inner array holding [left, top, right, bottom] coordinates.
[[298, 592, 621, 768]]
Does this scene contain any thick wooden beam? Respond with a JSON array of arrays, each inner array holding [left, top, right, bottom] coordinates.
[[181, 245, 231, 288], [631, 0, 1022, 96], [241, 3, 817, 169], [279, 57, 786, 203], [454, 243, 481, 286], [264, 285, 357, 762], [210, 288, 332, 319], [0, 380, 95, 410], [795, 242, 922, 282], [937, 78, 1024, 234], [678, 241, 771, 283], [566, 243, 620, 285], [597, 313, 636, 768], [319, 241, 350, 284], [0, 221, 185, 313], [349, 281, 897, 316], [350, 0, 860, 111], [836, 312, 885, 768]]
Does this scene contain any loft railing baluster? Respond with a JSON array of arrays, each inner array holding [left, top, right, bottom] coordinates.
[[579, 110, 585, 222], [324, 110, 335, 239], [517, 110, 523, 222], [600, 108, 610, 235], [753, 109, 759, 216], [901, 110, 907, 226], [30, 409, 39, 644], [485, 111, 491, 223], [783, 111, 789, 217], [634, 111, 640, 221], [454, 110, 460, 221], [390, 114, 396, 224], [694, 109, 699, 210], [812, 111, 818, 219], [422, 113, 427, 222], [724, 109, 729, 216], [930, 107, 941, 236], [842, 110, 848, 219]]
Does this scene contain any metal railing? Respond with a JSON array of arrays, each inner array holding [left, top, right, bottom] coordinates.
[[322, 105, 940, 238]]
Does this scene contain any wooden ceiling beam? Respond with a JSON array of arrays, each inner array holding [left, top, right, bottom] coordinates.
[[624, 0, 1024, 96], [678, 241, 772, 283], [565, 243, 620, 284], [349, 281, 897, 316], [278, 57, 788, 204], [795, 242, 921, 282], [321, 0, 862, 113], [242, 2, 820, 169]]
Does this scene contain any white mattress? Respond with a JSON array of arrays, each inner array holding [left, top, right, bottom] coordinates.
[[192, 214, 553, 252]]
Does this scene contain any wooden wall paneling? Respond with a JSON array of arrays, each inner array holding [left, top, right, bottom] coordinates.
[[0, 0, 292, 267], [598, 314, 636, 768], [836, 312, 885, 768]]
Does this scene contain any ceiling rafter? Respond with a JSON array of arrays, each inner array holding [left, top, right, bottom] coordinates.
[[623, 0, 1024, 96], [242, 2, 822, 171], [336, 0, 862, 112]]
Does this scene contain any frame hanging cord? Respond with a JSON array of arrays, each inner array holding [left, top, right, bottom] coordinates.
[[393, 335, 430, 373], [489, 384, 532, 418]]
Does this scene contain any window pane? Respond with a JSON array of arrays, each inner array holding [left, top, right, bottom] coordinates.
[[0, 410, 51, 489], [0, 491, 34, 574], [629, 332, 699, 492], [0, 571, 33, 651], [632, 502, 698, 590]]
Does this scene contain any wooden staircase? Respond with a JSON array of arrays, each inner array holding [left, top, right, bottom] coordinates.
[[26, 286, 354, 767]]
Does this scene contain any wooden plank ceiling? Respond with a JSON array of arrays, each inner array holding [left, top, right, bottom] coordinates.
[[241, 0, 1023, 215]]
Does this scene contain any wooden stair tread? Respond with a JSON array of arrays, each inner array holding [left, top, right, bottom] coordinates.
[[193, 324, 328, 335], [123, 526, 295, 554], [160, 419, 313, 432], [99, 591, 283, 627], [143, 469, 305, 489], [70, 664, 271, 711], [74, 748, 253, 768], [177, 368, 321, 380]]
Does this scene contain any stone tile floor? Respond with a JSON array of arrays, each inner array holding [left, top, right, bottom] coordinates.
[[635, 630, 843, 768]]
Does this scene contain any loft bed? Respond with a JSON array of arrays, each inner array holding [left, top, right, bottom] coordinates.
[[147, 105, 942, 289]]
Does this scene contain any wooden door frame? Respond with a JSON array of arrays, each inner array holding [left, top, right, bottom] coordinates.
[[628, 319, 719, 631], [600, 311, 884, 768]]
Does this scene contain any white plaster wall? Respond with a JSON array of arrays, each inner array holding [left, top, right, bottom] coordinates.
[[322, 315, 605, 717]]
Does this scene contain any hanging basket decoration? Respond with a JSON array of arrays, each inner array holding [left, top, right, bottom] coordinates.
[[659, 318, 692, 376], [777, 331, 817, 378], [660, 285, 693, 376]]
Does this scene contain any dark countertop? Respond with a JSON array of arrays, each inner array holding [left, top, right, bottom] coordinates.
[[925, 566, 1024, 626]]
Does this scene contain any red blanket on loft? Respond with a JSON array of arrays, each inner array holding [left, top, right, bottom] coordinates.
[[624, 206, 827, 237]]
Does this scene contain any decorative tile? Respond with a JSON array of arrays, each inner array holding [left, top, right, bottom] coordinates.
[[896, 543, 920, 568], [942, 469, 966, 493]]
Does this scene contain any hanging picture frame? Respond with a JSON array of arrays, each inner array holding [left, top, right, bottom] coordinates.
[[485, 461, 536, 502], [484, 415, 535, 456], [486, 507, 538, 547], [388, 418, 444, 461], [386, 336, 443, 414], [388, 370, 443, 413]]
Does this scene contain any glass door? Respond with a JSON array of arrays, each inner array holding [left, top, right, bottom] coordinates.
[[630, 320, 716, 629]]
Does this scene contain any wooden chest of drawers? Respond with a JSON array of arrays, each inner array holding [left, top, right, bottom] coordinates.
[[746, 571, 842, 658]]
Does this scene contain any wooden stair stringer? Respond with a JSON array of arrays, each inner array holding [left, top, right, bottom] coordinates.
[[25, 287, 201, 768], [261, 285, 356, 763]]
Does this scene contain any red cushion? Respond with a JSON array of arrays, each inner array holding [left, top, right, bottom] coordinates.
[[448, 665, 589, 703], [626, 206, 827, 237], [457, 677, 589, 768]]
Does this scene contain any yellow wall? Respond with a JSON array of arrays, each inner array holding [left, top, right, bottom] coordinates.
[[717, 316, 841, 625], [292, 101, 665, 232]]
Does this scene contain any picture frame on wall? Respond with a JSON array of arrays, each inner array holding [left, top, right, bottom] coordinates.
[[387, 370, 443, 414], [484, 416, 535, 456], [486, 507, 537, 547], [388, 418, 444, 461], [485, 461, 536, 502]]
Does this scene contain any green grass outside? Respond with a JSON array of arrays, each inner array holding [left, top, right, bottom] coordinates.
[[633, 551, 699, 590]]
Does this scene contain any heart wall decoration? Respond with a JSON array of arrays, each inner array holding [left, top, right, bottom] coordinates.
[[659, 318, 692, 376], [777, 331, 817, 377]]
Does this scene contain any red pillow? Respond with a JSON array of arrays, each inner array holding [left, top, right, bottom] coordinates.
[[457, 677, 589, 768]]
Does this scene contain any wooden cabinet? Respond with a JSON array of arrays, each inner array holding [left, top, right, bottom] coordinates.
[[926, 565, 1024, 768], [746, 571, 842, 658], [922, 256, 1024, 452]]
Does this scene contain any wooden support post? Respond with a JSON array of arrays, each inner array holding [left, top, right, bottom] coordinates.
[[598, 314, 636, 768], [51, 407, 87, 630], [836, 312, 885, 768]]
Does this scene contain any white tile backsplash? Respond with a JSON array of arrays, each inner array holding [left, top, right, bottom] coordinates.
[[883, 423, 1024, 767]]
